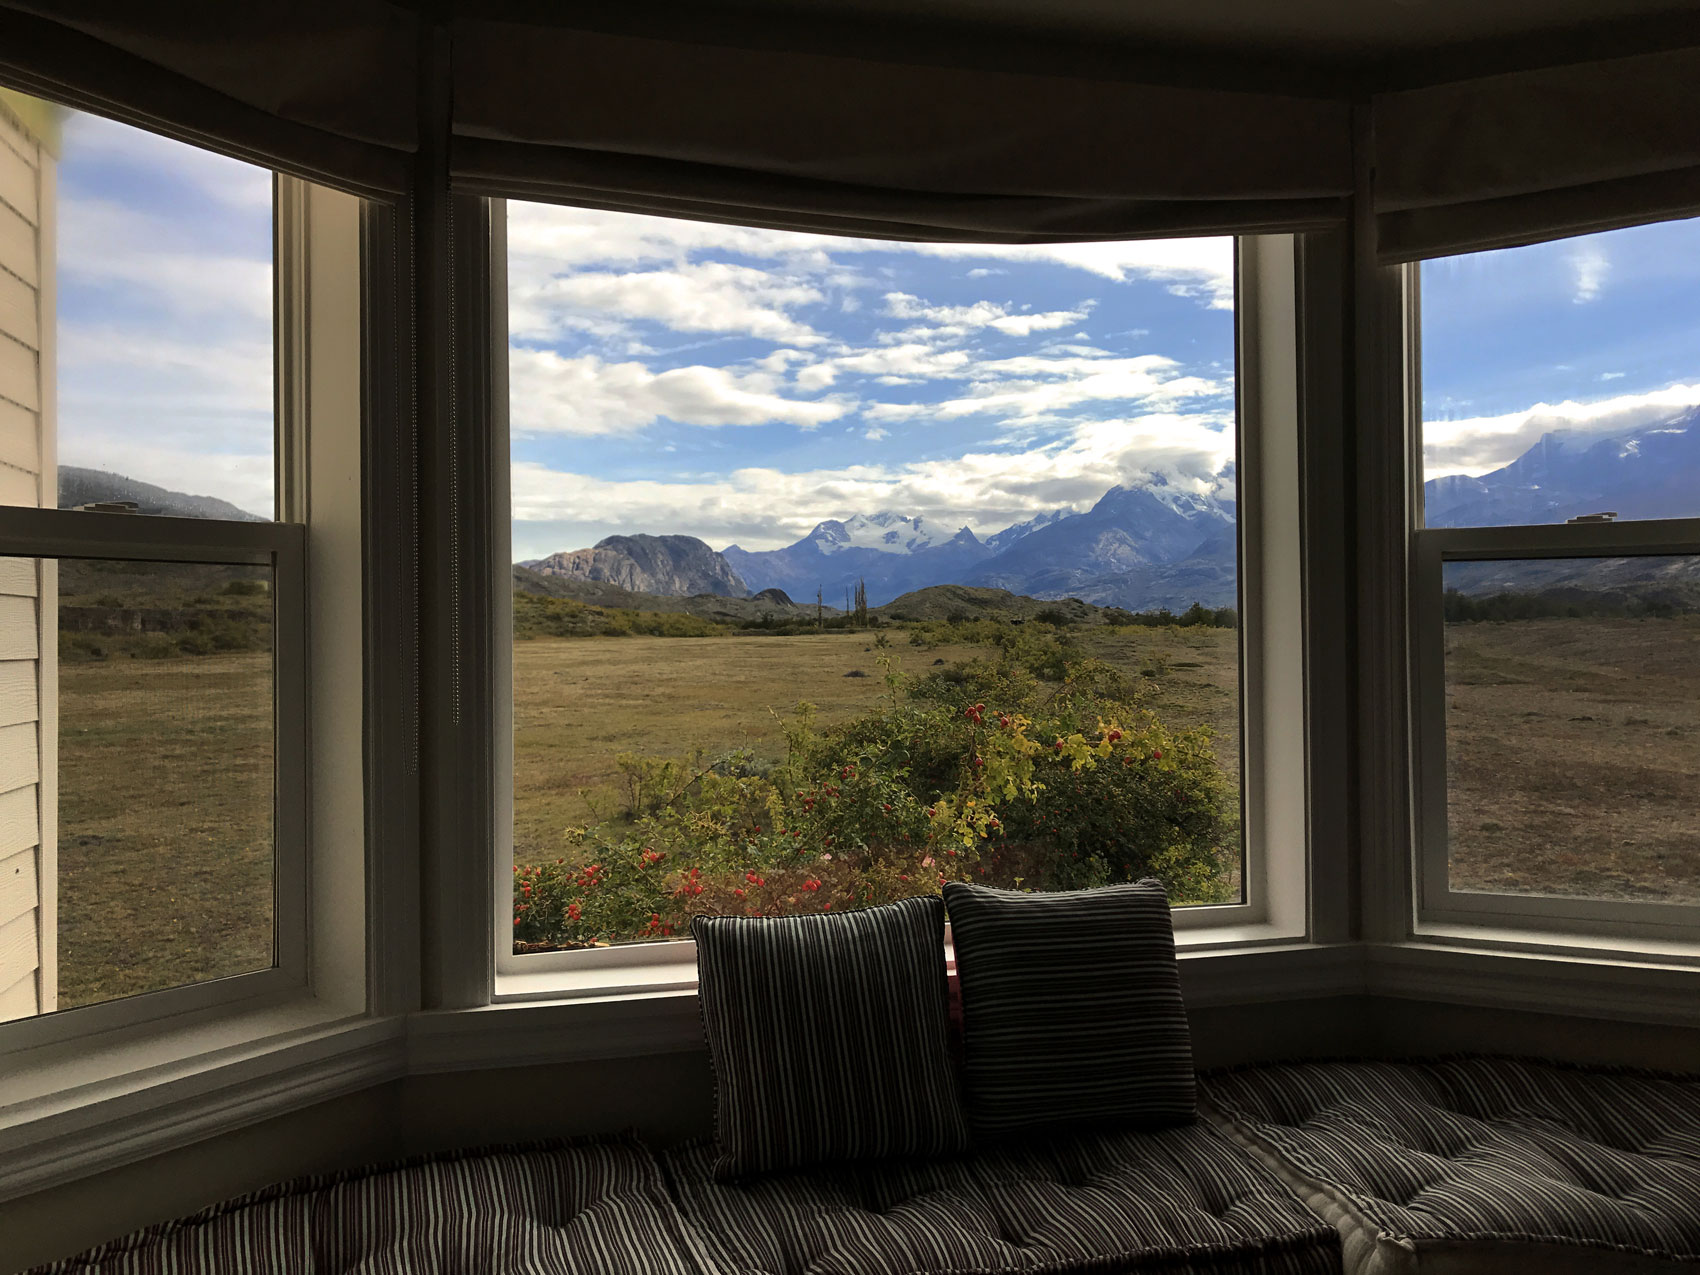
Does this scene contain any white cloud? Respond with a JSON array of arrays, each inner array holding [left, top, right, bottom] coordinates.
[[59, 198, 273, 325], [63, 110, 274, 214], [865, 354, 1224, 425], [966, 267, 1006, 279], [56, 324, 275, 516], [1599, 371, 1625, 381], [1570, 244, 1609, 304], [882, 292, 1090, 337], [508, 350, 847, 436], [509, 409, 1232, 555], [864, 426, 888, 441], [1423, 383, 1700, 478], [511, 261, 826, 346], [505, 203, 1236, 309]]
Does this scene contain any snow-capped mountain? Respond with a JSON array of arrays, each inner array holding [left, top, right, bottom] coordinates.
[[1425, 409, 1700, 527], [964, 481, 1236, 608], [807, 512, 954, 556], [722, 477, 1237, 608], [983, 509, 1071, 553]]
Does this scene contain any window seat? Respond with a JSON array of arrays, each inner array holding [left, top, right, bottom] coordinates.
[[28, 1056, 1699, 1275], [1201, 1056, 1700, 1275], [663, 1121, 1340, 1274]]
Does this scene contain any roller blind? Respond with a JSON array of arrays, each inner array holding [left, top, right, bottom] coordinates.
[[449, 19, 1353, 242], [1375, 45, 1700, 262], [0, 1, 416, 197]]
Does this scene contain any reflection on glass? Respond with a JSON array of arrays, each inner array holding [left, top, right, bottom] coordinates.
[[1420, 218, 1700, 528], [0, 91, 274, 518], [1442, 556, 1699, 903], [52, 558, 275, 1010], [505, 201, 1245, 953]]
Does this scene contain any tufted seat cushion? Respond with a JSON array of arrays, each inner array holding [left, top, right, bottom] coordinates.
[[26, 1137, 719, 1274], [663, 1120, 1342, 1274], [1201, 1057, 1700, 1275]]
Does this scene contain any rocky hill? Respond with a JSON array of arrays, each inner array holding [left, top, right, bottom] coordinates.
[[58, 466, 265, 521], [512, 565, 821, 622], [523, 534, 747, 598]]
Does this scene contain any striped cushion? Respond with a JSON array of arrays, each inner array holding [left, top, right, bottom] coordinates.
[[26, 1137, 716, 1274], [944, 880, 1196, 1140], [1202, 1057, 1700, 1274], [663, 1119, 1342, 1275], [692, 896, 969, 1180]]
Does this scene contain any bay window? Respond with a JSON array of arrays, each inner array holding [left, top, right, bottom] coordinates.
[[0, 90, 366, 1049], [1408, 217, 1700, 940], [490, 204, 1312, 986]]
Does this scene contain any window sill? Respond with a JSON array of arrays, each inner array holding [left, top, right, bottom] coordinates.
[[0, 999, 395, 1199], [1366, 936, 1700, 1027], [490, 914, 1313, 1006], [1410, 921, 1700, 964]]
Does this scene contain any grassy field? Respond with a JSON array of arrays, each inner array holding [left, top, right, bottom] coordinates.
[[57, 650, 273, 1009], [512, 625, 1242, 865], [1444, 614, 1699, 903]]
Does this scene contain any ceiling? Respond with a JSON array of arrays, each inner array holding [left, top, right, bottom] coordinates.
[[735, 0, 1700, 62], [454, 0, 1700, 93]]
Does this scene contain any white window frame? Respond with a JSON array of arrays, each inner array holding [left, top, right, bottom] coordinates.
[[0, 162, 336, 1054], [490, 218, 1313, 999], [1405, 258, 1700, 944]]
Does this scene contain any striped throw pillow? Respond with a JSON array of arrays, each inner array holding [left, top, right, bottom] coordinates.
[[692, 895, 969, 1180], [944, 879, 1196, 1140]]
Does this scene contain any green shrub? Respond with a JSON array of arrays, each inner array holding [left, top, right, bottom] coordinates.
[[512, 631, 1236, 947]]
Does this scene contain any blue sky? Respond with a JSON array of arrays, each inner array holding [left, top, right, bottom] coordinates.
[[55, 109, 274, 515], [506, 203, 1238, 558], [46, 106, 1700, 534], [1420, 215, 1700, 478]]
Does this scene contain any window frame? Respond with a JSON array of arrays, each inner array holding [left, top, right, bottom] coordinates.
[[488, 214, 1314, 994], [0, 156, 316, 1051], [1405, 257, 1700, 943]]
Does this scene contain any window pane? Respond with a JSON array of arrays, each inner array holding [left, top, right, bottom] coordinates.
[[1441, 555, 1699, 903], [1420, 218, 1700, 528], [506, 201, 1243, 952], [0, 92, 274, 518], [0, 556, 274, 1021]]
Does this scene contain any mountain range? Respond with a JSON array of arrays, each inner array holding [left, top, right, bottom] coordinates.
[[523, 408, 1698, 611], [1424, 405, 1700, 528], [720, 475, 1241, 610]]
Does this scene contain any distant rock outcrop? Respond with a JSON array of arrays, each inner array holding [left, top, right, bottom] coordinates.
[[523, 534, 748, 598]]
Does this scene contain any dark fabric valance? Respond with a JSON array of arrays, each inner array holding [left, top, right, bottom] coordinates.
[[450, 20, 1353, 242], [0, 1, 416, 198], [1374, 46, 1700, 262]]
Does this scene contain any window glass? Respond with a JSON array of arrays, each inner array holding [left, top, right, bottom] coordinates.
[[1421, 218, 1700, 528], [0, 93, 274, 518], [507, 201, 1244, 951], [1440, 555, 1699, 904], [0, 556, 275, 1017]]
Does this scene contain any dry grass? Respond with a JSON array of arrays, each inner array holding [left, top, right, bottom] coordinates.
[[512, 626, 1243, 865], [56, 651, 273, 1008], [1443, 614, 1700, 903]]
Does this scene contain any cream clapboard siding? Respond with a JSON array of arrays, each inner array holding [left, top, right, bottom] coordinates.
[[0, 99, 54, 1022]]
